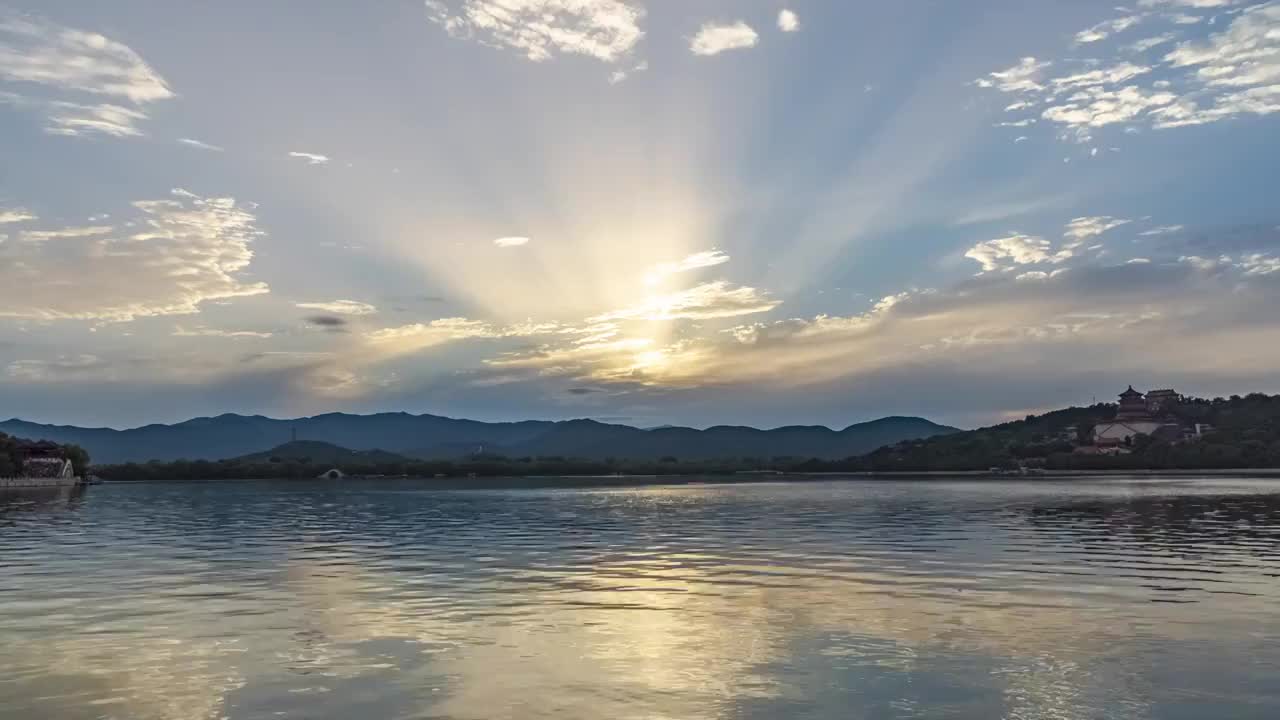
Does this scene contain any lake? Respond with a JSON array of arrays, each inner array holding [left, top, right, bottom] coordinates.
[[2, 477, 1278, 719]]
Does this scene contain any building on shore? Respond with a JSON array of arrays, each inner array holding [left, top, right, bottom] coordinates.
[[0, 440, 79, 488], [1090, 386, 1184, 452], [16, 440, 76, 479]]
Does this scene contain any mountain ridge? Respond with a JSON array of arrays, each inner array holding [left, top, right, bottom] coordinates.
[[0, 412, 960, 464]]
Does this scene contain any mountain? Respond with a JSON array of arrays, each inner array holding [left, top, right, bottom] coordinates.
[[0, 413, 959, 465], [236, 441, 411, 465]]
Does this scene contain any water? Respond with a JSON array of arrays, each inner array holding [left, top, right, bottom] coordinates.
[[2, 477, 1279, 720]]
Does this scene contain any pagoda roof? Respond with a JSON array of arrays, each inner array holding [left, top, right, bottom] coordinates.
[[1119, 385, 1144, 399]]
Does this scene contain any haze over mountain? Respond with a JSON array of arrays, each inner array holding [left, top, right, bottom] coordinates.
[[0, 414, 958, 465]]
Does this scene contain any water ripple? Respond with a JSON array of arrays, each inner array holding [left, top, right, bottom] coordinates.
[[2, 477, 1280, 719]]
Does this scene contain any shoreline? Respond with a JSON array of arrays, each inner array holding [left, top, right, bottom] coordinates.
[[86, 469, 1280, 486]]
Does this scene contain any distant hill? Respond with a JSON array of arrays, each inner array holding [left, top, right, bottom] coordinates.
[[0, 412, 958, 465], [798, 392, 1280, 471], [236, 441, 411, 465]]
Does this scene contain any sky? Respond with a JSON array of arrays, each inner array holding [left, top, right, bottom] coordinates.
[[1, 0, 1279, 430]]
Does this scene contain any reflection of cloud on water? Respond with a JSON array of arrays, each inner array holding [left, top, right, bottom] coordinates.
[[275, 486, 1280, 719], [1, 626, 245, 720], [274, 546, 1166, 719], [5, 482, 1279, 719], [279, 550, 786, 719]]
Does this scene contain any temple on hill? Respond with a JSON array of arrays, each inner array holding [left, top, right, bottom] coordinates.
[[1091, 386, 1183, 451]]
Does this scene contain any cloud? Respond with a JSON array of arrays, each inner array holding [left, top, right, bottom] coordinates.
[[660, 235, 1280, 395], [0, 189, 268, 322], [643, 249, 730, 285], [1075, 15, 1144, 43], [1130, 33, 1179, 52], [0, 15, 172, 102], [592, 281, 780, 322], [305, 315, 349, 332], [17, 225, 113, 242], [690, 21, 759, 56], [1138, 0, 1241, 8], [295, 300, 378, 315], [0, 14, 172, 137], [1238, 253, 1280, 275], [1064, 216, 1131, 240], [978, 3, 1280, 140], [1153, 3, 1280, 127], [1140, 224, 1185, 236], [778, 10, 800, 33], [966, 217, 1133, 273], [425, 0, 644, 63], [288, 151, 330, 165], [965, 234, 1056, 272], [976, 57, 1052, 93], [365, 317, 500, 353], [46, 102, 150, 137], [6, 355, 111, 382], [494, 235, 530, 247], [0, 208, 35, 224], [178, 138, 224, 152], [173, 326, 273, 339]]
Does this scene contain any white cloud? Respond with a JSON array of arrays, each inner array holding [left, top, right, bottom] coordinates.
[[0, 16, 172, 102], [295, 300, 378, 316], [778, 10, 800, 33], [965, 234, 1055, 272], [1138, 0, 1239, 8], [690, 21, 759, 56], [1043, 85, 1179, 140], [1180, 254, 1230, 270], [288, 151, 330, 165], [0, 15, 172, 137], [976, 57, 1052, 93], [45, 102, 149, 137], [677, 233, 1280, 392], [366, 317, 499, 353], [173, 326, 273, 339], [1075, 15, 1143, 44], [7, 355, 109, 382], [1130, 33, 1178, 52], [1140, 224, 1185, 235], [592, 281, 780, 322], [1238, 253, 1280, 275], [1051, 63, 1153, 91], [0, 189, 268, 322], [425, 0, 644, 63], [18, 225, 113, 242], [966, 217, 1132, 273], [178, 138, 224, 152], [494, 235, 530, 247], [978, 2, 1280, 139], [1064, 216, 1131, 240], [643, 250, 730, 285], [0, 208, 35, 224]]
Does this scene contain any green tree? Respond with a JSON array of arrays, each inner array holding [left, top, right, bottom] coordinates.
[[63, 444, 91, 476]]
